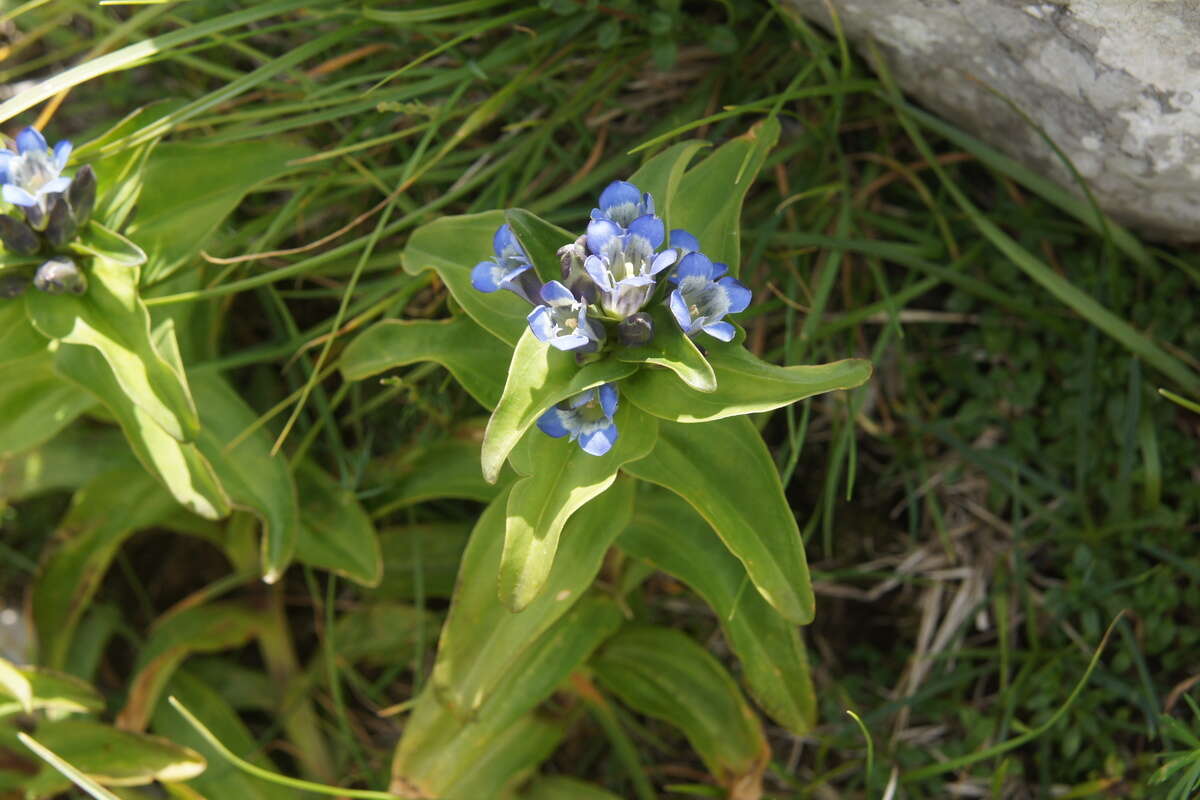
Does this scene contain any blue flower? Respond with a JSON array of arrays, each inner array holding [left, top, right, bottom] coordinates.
[[584, 216, 675, 318], [0, 127, 72, 229], [667, 252, 751, 342], [536, 383, 619, 456], [591, 180, 653, 229], [527, 280, 605, 352], [471, 223, 541, 304]]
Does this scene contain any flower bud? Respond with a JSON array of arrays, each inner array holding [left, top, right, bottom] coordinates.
[[0, 215, 39, 256], [34, 256, 87, 295], [559, 234, 596, 304], [67, 164, 96, 227], [617, 311, 655, 346], [43, 195, 76, 248]]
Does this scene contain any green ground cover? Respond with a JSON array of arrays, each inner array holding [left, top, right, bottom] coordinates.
[[1, 1, 1197, 797]]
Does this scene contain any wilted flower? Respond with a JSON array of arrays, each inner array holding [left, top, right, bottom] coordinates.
[[557, 234, 596, 303], [617, 311, 655, 346], [667, 252, 750, 342], [536, 383, 619, 456], [591, 180, 653, 229], [584, 216, 675, 319], [527, 280, 605, 352], [33, 256, 86, 295], [0, 127, 73, 230], [471, 224, 541, 304]]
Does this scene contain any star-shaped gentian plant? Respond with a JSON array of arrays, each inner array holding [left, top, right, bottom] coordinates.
[[536, 383, 619, 456], [0, 127, 73, 230]]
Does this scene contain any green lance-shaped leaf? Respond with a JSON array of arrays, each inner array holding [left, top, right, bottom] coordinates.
[[0, 354, 94, 457], [591, 625, 769, 794], [0, 302, 48, 367], [367, 522, 472, 602], [505, 208, 575, 285], [367, 430, 507, 513], [0, 658, 32, 716], [431, 478, 634, 719], [1, 425, 135, 503], [616, 304, 716, 392], [621, 488, 816, 733], [627, 139, 709, 232], [32, 467, 180, 669], [625, 338, 872, 423], [501, 403, 657, 611], [151, 670, 295, 800], [482, 329, 637, 483], [50, 343, 229, 520], [26, 256, 201, 443], [326, 603, 439, 668], [127, 139, 310, 282], [402, 210, 528, 345], [15, 718, 205, 793], [72, 220, 147, 268], [87, 100, 185, 231], [116, 602, 265, 733], [394, 595, 623, 797], [340, 316, 509, 409], [189, 372, 298, 582], [623, 416, 814, 624], [522, 776, 625, 800], [669, 118, 780, 274], [0, 665, 104, 718], [293, 461, 382, 587]]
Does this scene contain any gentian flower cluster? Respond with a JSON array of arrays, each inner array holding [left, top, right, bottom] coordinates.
[[0, 126, 96, 297], [472, 180, 753, 456]]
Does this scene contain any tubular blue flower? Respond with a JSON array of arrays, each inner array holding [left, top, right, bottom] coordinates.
[[667, 252, 751, 342], [536, 383, 619, 456], [591, 180, 653, 229], [0, 127, 72, 230], [583, 218, 675, 318], [527, 280, 605, 352], [471, 223, 541, 304]]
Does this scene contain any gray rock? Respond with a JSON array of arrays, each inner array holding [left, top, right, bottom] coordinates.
[[783, 0, 1200, 241]]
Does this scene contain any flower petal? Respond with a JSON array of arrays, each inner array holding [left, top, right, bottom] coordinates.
[[493, 223, 518, 257], [628, 214, 664, 250], [579, 423, 618, 456], [471, 260, 502, 292], [52, 140, 73, 171], [718, 277, 752, 313], [527, 305, 556, 342], [598, 180, 642, 213], [536, 408, 571, 438], [711, 262, 729, 279], [674, 252, 714, 281], [669, 229, 700, 253], [40, 176, 72, 196], [546, 333, 590, 351], [15, 127, 47, 154], [2, 184, 36, 207], [702, 321, 737, 342], [668, 288, 693, 330], [583, 254, 613, 291], [598, 383, 618, 417], [649, 249, 677, 275], [586, 218, 621, 255], [540, 280, 576, 306]]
